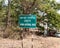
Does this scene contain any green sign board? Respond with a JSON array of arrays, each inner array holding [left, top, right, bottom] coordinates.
[[19, 14, 36, 28]]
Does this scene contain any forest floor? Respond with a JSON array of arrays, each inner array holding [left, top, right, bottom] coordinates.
[[0, 35, 60, 48]]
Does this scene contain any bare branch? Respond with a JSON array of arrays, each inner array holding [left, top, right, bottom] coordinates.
[[31, 0, 37, 7]]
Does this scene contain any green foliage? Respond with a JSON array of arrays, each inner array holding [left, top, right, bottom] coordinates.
[[0, 0, 60, 30], [37, 0, 60, 29]]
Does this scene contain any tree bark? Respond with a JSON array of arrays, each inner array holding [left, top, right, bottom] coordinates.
[[7, 0, 11, 28], [5, 0, 11, 32]]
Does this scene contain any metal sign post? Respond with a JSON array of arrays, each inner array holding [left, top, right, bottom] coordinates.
[[19, 14, 36, 48]]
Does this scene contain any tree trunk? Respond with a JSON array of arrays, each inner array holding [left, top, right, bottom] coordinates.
[[5, 0, 11, 32], [7, 0, 11, 27]]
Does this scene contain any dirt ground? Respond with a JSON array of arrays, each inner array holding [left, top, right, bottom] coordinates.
[[0, 35, 60, 48]]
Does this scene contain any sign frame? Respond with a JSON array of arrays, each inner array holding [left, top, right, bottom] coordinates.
[[18, 14, 37, 28]]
